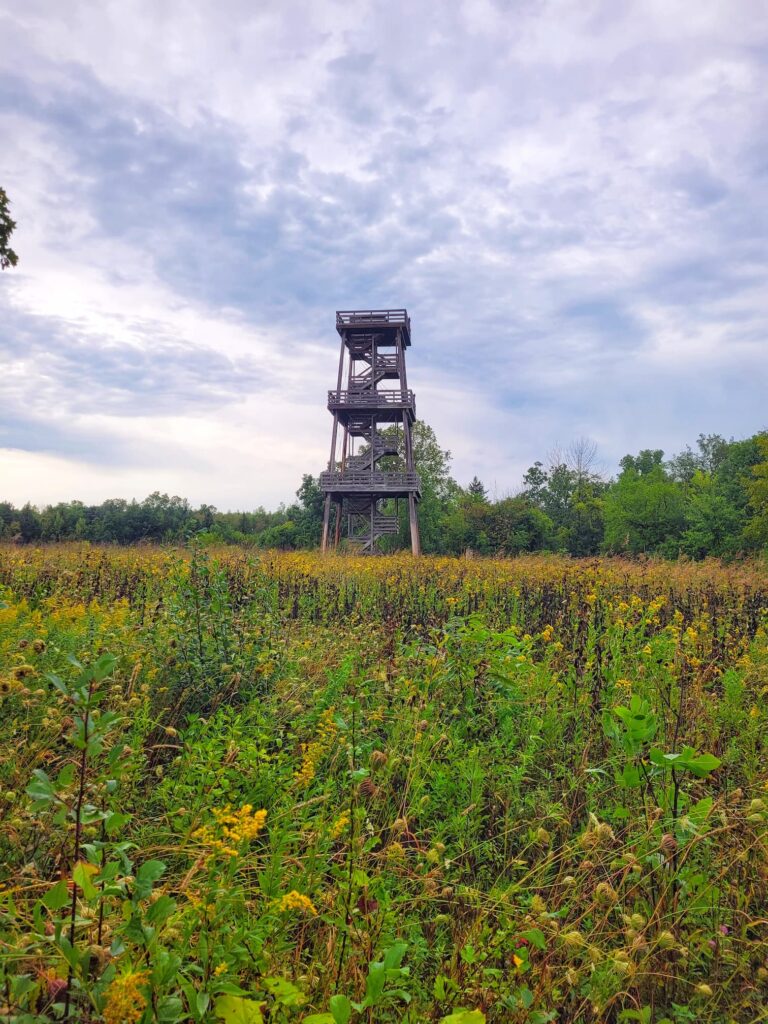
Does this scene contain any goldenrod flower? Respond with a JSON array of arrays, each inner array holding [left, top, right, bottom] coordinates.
[[103, 969, 149, 1024], [277, 890, 317, 915], [193, 806, 267, 858]]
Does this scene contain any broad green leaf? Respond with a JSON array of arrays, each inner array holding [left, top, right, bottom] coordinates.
[[214, 994, 265, 1023], [42, 880, 70, 911], [147, 894, 177, 926], [73, 861, 99, 901], [681, 752, 721, 777], [26, 769, 57, 805], [133, 859, 166, 900], [382, 942, 408, 970], [330, 994, 352, 1024], [105, 811, 131, 836], [261, 977, 304, 1007], [520, 927, 546, 950], [440, 1011, 486, 1024], [362, 961, 386, 1007]]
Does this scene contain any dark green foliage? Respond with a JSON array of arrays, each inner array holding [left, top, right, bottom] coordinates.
[[4, 429, 768, 558], [0, 186, 19, 270]]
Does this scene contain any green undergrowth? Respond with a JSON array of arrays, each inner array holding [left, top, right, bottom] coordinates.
[[1, 548, 767, 1023]]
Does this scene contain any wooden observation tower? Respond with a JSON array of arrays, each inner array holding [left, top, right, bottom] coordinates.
[[320, 309, 421, 555]]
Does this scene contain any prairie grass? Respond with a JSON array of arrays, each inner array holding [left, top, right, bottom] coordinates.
[[1, 545, 767, 1023]]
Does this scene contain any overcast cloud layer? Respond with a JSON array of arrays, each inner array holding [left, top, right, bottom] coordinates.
[[1, 0, 767, 508]]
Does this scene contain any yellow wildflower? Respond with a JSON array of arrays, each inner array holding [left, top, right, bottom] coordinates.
[[103, 969, 149, 1024], [294, 708, 337, 787], [277, 890, 317, 915], [330, 812, 350, 840], [193, 806, 267, 858]]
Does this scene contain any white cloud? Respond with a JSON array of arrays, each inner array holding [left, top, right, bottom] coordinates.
[[0, 0, 766, 506]]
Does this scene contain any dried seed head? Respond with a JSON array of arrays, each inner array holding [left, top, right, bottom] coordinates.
[[358, 778, 378, 799], [594, 881, 618, 905], [562, 930, 584, 950], [660, 833, 677, 857], [530, 894, 546, 916], [370, 750, 388, 768], [535, 826, 551, 847]]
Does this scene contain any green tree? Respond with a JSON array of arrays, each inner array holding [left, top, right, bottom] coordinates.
[[466, 476, 488, 501], [604, 451, 686, 555], [742, 434, 768, 549], [522, 440, 606, 555], [0, 186, 19, 269], [485, 497, 552, 555], [291, 474, 324, 547], [678, 471, 743, 559], [668, 433, 729, 482]]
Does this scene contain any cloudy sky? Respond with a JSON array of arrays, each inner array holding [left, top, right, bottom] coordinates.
[[1, 0, 766, 509]]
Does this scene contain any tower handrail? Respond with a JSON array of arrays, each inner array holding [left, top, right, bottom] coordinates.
[[328, 388, 414, 406], [336, 309, 409, 329]]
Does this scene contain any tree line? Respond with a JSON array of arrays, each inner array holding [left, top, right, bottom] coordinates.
[[2, 425, 767, 558]]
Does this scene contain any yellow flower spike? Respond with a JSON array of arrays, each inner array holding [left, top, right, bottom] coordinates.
[[102, 969, 149, 1024], [277, 890, 317, 915]]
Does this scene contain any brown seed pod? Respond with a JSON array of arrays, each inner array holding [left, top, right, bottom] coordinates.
[[358, 777, 379, 799], [660, 833, 678, 857], [370, 750, 388, 769]]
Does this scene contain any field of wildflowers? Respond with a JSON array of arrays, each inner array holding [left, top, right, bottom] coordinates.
[[1, 544, 767, 1023]]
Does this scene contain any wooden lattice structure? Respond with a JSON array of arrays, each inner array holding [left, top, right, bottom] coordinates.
[[320, 309, 421, 554]]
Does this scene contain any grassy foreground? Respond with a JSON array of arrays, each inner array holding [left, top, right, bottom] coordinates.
[[1, 545, 767, 1024]]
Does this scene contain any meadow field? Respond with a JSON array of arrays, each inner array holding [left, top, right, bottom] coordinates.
[[1, 545, 767, 1024]]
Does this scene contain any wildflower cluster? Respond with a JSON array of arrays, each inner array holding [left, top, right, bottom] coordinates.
[[102, 969, 149, 1024], [276, 890, 317, 915], [294, 707, 337, 787], [192, 805, 267, 858]]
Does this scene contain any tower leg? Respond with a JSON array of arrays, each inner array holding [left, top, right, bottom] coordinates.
[[333, 500, 343, 548], [408, 493, 421, 556], [321, 494, 332, 553]]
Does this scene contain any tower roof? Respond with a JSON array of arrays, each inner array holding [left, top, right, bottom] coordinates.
[[336, 309, 411, 347]]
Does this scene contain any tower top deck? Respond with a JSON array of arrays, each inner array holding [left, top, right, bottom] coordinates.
[[336, 308, 411, 347]]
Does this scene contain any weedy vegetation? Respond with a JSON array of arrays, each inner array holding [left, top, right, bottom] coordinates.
[[1, 544, 767, 1023]]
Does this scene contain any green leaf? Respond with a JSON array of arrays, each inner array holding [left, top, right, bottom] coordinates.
[[382, 942, 408, 970], [261, 977, 304, 1007], [147, 894, 177, 926], [93, 653, 118, 681], [330, 993, 352, 1024], [681, 752, 721, 777], [520, 927, 546, 950], [57, 935, 82, 971], [302, 1016, 334, 1024], [133, 859, 166, 900], [73, 861, 99, 901], [26, 769, 57, 805], [440, 1011, 486, 1024], [42, 880, 70, 911], [214, 994, 265, 1023], [362, 961, 386, 1007]]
